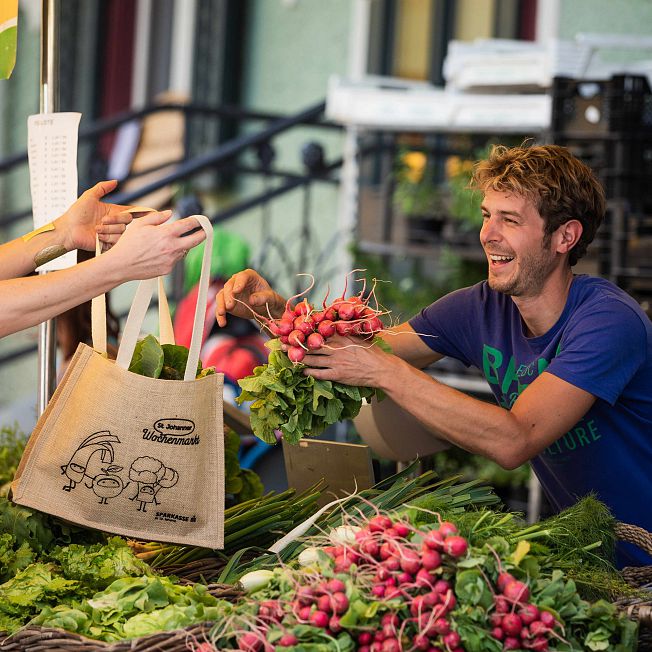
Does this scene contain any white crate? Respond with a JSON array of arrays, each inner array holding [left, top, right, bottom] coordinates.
[[325, 75, 551, 133]]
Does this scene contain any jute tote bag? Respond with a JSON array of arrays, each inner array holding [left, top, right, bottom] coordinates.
[[12, 215, 225, 548]]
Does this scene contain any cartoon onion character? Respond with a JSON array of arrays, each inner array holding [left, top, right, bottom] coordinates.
[[92, 465, 125, 504], [61, 431, 120, 492]]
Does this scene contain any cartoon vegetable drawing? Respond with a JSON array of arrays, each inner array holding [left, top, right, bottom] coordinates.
[[92, 465, 125, 504], [128, 456, 178, 512], [61, 431, 121, 492]]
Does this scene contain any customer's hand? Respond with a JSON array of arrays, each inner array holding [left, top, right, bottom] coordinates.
[[106, 211, 206, 281], [215, 269, 285, 327], [54, 180, 132, 252]]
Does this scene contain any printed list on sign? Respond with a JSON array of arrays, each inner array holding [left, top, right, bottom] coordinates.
[[27, 112, 82, 271]]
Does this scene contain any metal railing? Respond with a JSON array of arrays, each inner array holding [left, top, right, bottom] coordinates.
[[0, 99, 345, 368]]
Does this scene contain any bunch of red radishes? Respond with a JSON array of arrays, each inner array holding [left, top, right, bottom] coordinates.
[[263, 294, 385, 364], [321, 515, 468, 652], [489, 571, 558, 651]]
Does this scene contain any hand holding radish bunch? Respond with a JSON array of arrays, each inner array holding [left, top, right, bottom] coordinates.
[[216, 268, 387, 364], [230, 271, 392, 444], [215, 268, 286, 328]]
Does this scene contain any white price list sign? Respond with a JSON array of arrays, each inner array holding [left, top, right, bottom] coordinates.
[[27, 112, 82, 271]]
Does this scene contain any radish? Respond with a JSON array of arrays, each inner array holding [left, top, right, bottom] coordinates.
[[326, 578, 346, 593], [528, 636, 549, 651], [503, 637, 521, 650], [381, 638, 400, 652], [382, 623, 396, 639], [295, 299, 311, 316], [519, 604, 540, 625], [490, 613, 504, 628], [306, 332, 325, 350], [415, 568, 435, 588], [423, 530, 445, 551], [433, 617, 450, 635], [332, 592, 349, 614], [497, 572, 516, 593], [369, 515, 393, 532], [423, 591, 440, 607], [317, 594, 331, 613], [287, 346, 306, 363], [371, 584, 386, 598], [276, 319, 294, 336], [539, 611, 556, 628], [310, 610, 329, 628], [360, 537, 380, 557], [267, 321, 282, 337], [443, 535, 468, 557], [421, 548, 442, 570], [433, 580, 451, 594], [358, 633, 373, 645], [442, 631, 460, 648], [491, 627, 504, 640], [317, 319, 336, 338], [381, 613, 399, 627], [441, 589, 456, 611], [237, 633, 262, 651], [495, 595, 510, 613], [381, 556, 400, 572], [335, 320, 356, 336], [293, 316, 314, 335], [438, 522, 458, 537], [337, 302, 356, 321], [399, 548, 421, 575], [501, 613, 523, 636], [298, 605, 312, 621], [503, 580, 530, 603], [329, 614, 342, 632], [413, 634, 430, 651], [278, 633, 299, 646], [287, 329, 305, 346]]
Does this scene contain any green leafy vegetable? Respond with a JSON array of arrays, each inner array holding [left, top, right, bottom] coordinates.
[[237, 339, 388, 444], [46, 537, 154, 592], [128, 334, 164, 378]]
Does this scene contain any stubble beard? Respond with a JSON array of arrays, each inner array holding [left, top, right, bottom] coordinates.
[[487, 241, 554, 298]]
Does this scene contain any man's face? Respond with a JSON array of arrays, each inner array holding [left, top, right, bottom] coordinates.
[[479, 189, 556, 297]]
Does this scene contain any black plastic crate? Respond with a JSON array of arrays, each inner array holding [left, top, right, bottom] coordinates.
[[552, 74, 652, 136]]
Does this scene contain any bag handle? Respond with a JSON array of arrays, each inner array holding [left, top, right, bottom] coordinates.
[[115, 215, 213, 381], [91, 249, 176, 354]]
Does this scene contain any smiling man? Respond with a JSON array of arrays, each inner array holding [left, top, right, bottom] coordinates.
[[215, 144, 652, 568]]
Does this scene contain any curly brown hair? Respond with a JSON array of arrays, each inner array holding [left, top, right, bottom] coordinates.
[[471, 144, 606, 266]]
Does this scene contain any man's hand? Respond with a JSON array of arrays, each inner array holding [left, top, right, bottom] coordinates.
[[302, 335, 393, 387], [215, 268, 285, 327]]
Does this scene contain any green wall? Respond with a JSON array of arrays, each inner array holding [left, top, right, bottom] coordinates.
[[559, 0, 652, 37], [226, 0, 351, 298]]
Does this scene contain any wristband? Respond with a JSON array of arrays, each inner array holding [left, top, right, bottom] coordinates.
[[34, 244, 67, 267]]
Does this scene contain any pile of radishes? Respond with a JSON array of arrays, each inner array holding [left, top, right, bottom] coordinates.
[[261, 285, 386, 364], [317, 515, 469, 652], [489, 572, 559, 651], [228, 515, 473, 652]]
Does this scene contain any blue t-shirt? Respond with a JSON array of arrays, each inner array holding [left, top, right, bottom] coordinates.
[[410, 275, 652, 567]]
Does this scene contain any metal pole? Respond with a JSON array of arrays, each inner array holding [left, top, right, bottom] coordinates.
[[36, 0, 59, 415]]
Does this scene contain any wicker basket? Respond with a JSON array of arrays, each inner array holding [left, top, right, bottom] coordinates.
[[0, 584, 242, 652], [615, 523, 652, 651]]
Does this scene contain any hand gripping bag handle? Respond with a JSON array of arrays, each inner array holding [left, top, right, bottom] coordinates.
[[112, 215, 213, 381]]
